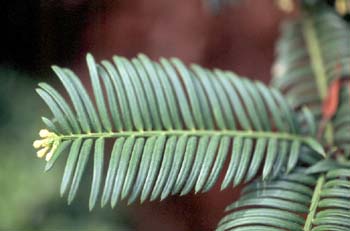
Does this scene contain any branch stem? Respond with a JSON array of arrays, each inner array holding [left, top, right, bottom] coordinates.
[[57, 129, 317, 148], [303, 16, 328, 99], [304, 175, 325, 230], [303, 13, 334, 146]]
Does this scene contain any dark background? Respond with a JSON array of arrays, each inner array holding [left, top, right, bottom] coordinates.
[[1, 0, 291, 81]]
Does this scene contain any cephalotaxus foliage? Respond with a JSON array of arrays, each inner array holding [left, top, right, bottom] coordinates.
[[33, 1, 350, 230], [33, 54, 324, 208]]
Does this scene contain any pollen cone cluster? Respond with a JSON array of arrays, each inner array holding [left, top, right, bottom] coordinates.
[[33, 129, 59, 161]]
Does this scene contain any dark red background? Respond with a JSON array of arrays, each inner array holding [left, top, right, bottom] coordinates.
[[76, 1, 291, 230]]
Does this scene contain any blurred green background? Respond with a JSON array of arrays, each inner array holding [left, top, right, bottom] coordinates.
[[0, 69, 132, 230]]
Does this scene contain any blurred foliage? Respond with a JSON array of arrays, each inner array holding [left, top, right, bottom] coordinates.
[[0, 68, 133, 230]]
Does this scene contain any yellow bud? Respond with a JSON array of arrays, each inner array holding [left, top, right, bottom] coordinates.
[[276, 0, 294, 13], [37, 147, 49, 158], [46, 140, 60, 161], [45, 150, 54, 161], [33, 138, 53, 149], [336, 0, 348, 15], [39, 129, 51, 138], [33, 140, 43, 149]]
